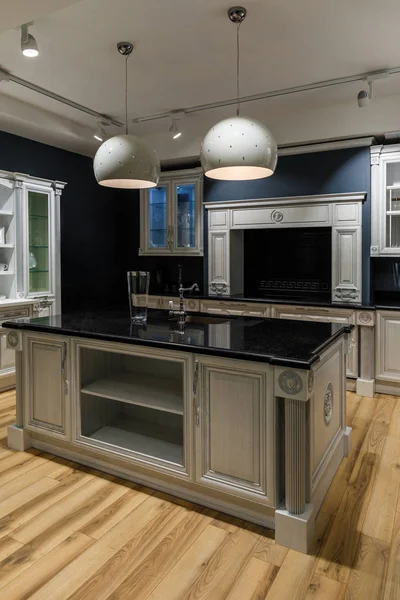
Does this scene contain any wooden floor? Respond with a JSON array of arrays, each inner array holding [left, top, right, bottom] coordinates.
[[0, 391, 398, 599]]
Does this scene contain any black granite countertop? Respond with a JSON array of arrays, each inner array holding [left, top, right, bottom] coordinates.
[[154, 292, 371, 310], [3, 309, 353, 370]]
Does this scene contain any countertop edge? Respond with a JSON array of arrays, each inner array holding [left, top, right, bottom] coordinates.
[[2, 319, 353, 371]]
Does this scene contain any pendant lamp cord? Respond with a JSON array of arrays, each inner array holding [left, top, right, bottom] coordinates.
[[125, 54, 129, 135], [236, 22, 241, 117]]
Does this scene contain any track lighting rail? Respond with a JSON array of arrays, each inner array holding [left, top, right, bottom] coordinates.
[[0, 68, 123, 127], [132, 67, 400, 124]]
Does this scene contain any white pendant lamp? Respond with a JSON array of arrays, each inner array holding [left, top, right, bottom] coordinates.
[[200, 7, 277, 181], [93, 42, 160, 189]]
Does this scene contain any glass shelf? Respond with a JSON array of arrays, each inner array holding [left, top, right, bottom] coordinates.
[[29, 270, 49, 274], [30, 214, 48, 219], [29, 245, 49, 249]]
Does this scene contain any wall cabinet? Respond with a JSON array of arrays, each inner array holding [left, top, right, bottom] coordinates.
[[371, 144, 400, 256], [195, 355, 274, 504], [23, 334, 70, 440], [140, 168, 203, 256], [0, 170, 65, 314], [376, 310, 400, 382]]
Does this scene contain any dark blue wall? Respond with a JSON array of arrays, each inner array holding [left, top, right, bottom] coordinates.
[[0, 130, 133, 311], [204, 147, 371, 303]]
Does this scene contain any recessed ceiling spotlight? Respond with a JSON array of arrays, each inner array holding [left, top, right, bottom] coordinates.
[[94, 120, 107, 142], [21, 23, 39, 58], [169, 119, 182, 139]]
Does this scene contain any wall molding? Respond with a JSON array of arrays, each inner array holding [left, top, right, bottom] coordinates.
[[204, 192, 367, 211]]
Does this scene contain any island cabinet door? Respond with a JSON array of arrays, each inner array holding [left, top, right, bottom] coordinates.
[[24, 334, 70, 440], [376, 311, 400, 381], [194, 355, 275, 506]]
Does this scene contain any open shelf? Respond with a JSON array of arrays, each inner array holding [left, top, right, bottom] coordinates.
[[0, 272, 14, 276], [85, 417, 184, 465], [0, 211, 13, 217], [0, 244, 14, 249], [81, 372, 183, 415]]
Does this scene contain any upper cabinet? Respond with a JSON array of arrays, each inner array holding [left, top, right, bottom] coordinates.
[[0, 171, 66, 314], [140, 168, 203, 256], [371, 144, 400, 256]]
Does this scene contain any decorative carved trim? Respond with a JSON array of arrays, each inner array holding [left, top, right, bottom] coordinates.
[[308, 370, 314, 394], [324, 383, 334, 425], [209, 282, 228, 295], [357, 311, 375, 326], [17, 291, 25, 299], [370, 245, 379, 255], [278, 371, 303, 396], [271, 210, 284, 223], [187, 299, 196, 310], [6, 330, 22, 351], [333, 286, 360, 302]]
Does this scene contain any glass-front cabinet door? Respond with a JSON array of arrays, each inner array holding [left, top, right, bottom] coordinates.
[[175, 181, 199, 252], [140, 169, 203, 256], [28, 190, 50, 294], [371, 145, 400, 256]]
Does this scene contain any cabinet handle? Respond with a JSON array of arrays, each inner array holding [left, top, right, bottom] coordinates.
[[61, 343, 68, 396], [193, 359, 200, 426]]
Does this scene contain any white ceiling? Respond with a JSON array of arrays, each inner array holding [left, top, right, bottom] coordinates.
[[1, 0, 400, 159]]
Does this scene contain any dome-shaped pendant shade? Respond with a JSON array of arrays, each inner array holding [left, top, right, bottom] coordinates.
[[201, 116, 278, 181], [93, 134, 160, 189]]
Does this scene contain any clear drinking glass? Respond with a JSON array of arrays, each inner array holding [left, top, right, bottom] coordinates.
[[127, 271, 150, 323]]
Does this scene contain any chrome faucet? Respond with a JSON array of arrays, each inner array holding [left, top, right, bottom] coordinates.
[[169, 265, 199, 330]]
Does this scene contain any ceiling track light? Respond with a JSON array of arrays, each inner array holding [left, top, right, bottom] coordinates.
[[169, 118, 182, 139], [94, 120, 107, 142], [200, 6, 277, 181], [93, 42, 160, 189], [357, 72, 388, 108], [21, 22, 39, 58]]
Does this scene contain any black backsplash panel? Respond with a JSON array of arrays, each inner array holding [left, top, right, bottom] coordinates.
[[244, 227, 332, 301], [371, 257, 400, 305]]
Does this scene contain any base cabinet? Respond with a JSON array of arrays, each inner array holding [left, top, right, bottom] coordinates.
[[376, 311, 400, 382], [271, 305, 358, 379], [195, 355, 274, 505], [24, 334, 69, 440]]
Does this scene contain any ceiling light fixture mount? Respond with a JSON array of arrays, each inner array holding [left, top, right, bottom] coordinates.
[[21, 22, 39, 58], [169, 118, 182, 139], [228, 6, 247, 24], [200, 6, 277, 181], [93, 41, 160, 189]]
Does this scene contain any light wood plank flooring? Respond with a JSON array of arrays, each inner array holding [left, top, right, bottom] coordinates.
[[0, 390, 398, 599]]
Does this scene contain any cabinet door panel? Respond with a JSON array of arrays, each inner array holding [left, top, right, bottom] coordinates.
[[25, 335, 68, 439], [196, 357, 273, 504], [0, 332, 14, 371], [208, 231, 229, 295], [376, 312, 400, 381]]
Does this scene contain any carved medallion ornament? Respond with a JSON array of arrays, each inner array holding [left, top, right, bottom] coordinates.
[[278, 370, 303, 395], [7, 331, 20, 349], [358, 311, 372, 324], [324, 383, 334, 426], [271, 210, 284, 223]]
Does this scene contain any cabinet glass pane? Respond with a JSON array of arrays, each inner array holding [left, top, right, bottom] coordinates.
[[149, 187, 167, 248], [386, 214, 400, 248], [386, 162, 400, 187], [28, 191, 49, 293], [176, 184, 196, 249]]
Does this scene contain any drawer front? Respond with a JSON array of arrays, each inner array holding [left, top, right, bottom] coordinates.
[[0, 308, 30, 323], [200, 300, 267, 318], [163, 297, 200, 312]]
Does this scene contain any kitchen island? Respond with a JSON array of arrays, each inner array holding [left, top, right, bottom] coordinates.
[[4, 310, 353, 553]]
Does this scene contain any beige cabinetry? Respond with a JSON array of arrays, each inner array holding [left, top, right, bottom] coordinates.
[[23, 333, 70, 440], [200, 299, 268, 318], [376, 310, 400, 382], [195, 354, 274, 504], [271, 304, 358, 378]]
